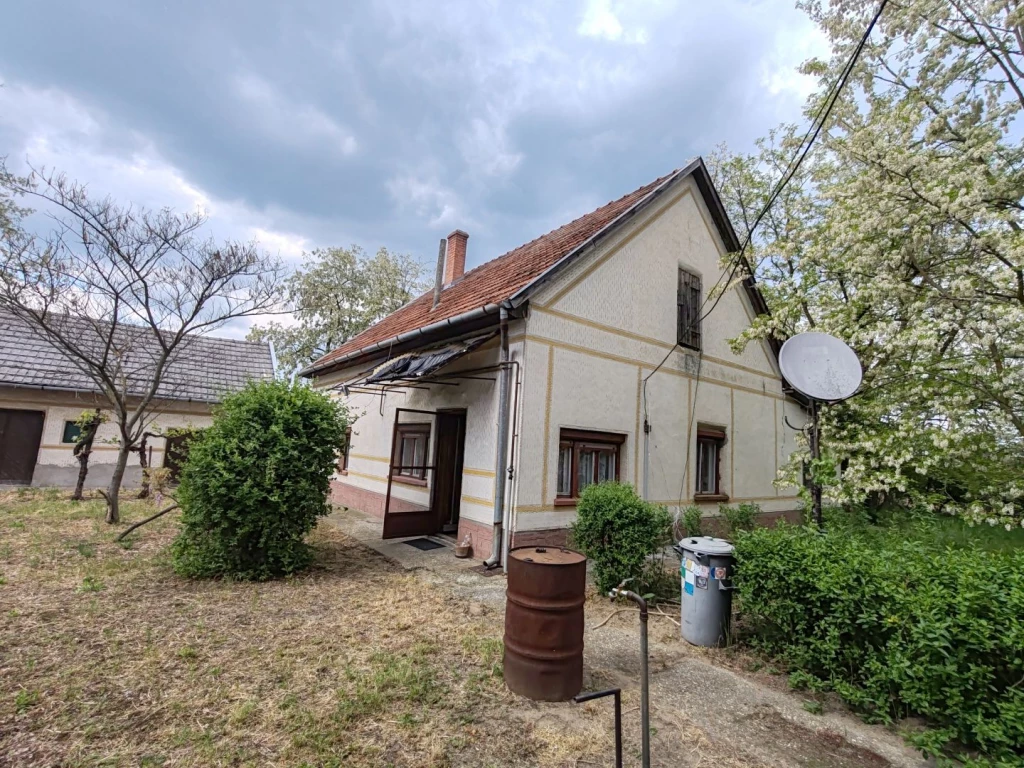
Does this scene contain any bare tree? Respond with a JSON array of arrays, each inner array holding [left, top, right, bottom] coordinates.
[[0, 167, 284, 523]]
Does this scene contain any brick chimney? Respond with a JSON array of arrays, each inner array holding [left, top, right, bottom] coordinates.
[[444, 229, 468, 285]]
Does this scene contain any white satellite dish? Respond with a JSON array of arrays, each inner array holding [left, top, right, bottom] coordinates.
[[779, 332, 862, 403]]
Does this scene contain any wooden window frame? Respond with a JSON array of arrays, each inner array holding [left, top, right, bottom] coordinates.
[[338, 427, 352, 475], [677, 268, 702, 350], [392, 422, 431, 487], [555, 428, 626, 505], [694, 427, 727, 500]]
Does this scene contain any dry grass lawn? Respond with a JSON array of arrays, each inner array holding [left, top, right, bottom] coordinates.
[[0, 489, 612, 767]]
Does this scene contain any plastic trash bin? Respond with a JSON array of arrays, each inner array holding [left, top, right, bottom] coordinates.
[[675, 536, 736, 647]]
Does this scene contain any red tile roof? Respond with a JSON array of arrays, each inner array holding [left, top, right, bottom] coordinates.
[[309, 169, 679, 373]]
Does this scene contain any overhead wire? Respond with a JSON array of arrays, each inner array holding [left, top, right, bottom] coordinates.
[[637, 0, 890, 511]]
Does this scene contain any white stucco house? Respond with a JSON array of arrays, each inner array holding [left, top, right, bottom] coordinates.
[[0, 310, 274, 488], [301, 159, 807, 567]]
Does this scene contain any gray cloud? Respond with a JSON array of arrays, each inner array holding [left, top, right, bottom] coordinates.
[[0, 0, 825, 337]]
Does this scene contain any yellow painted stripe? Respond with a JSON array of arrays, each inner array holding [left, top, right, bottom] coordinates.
[[523, 333, 786, 401], [461, 494, 494, 507], [540, 344, 556, 503], [530, 304, 779, 382], [350, 452, 389, 463], [546, 188, 693, 306], [462, 467, 495, 478]]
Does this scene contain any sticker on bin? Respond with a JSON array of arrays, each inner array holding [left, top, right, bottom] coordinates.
[[691, 564, 710, 579], [713, 567, 727, 580], [684, 581, 694, 595], [684, 559, 694, 572], [684, 569, 695, 585], [695, 575, 708, 590]]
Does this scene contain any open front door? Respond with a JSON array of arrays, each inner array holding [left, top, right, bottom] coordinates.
[[382, 408, 466, 539]]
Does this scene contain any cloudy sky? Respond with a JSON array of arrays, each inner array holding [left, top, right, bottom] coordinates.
[[1, 0, 826, 338]]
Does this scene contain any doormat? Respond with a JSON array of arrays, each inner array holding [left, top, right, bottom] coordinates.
[[404, 537, 446, 551]]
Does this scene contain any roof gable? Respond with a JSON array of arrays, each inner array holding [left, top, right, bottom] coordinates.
[[304, 158, 765, 376]]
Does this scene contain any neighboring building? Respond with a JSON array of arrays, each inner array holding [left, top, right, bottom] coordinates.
[[301, 159, 807, 566], [0, 311, 274, 487]]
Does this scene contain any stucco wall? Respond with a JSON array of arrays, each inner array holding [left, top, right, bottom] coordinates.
[[315, 336, 526, 552], [0, 387, 213, 487], [512, 175, 804, 537]]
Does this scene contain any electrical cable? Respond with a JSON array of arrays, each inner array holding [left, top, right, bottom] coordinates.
[[641, 0, 888, 510]]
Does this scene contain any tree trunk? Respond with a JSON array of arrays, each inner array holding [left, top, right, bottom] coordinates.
[[137, 432, 151, 500], [105, 442, 132, 524], [71, 410, 101, 502]]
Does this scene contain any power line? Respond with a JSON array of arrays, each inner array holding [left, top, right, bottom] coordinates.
[[642, 0, 888, 507]]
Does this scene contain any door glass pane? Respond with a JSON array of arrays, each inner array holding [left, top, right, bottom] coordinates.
[[597, 450, 615, 483], [578, 449, 595, 493], [414, 435, 426, 476], [400, 437, 414, 474], [557, 445, 572, 495]]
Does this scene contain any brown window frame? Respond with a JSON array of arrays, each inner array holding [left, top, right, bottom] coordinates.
[[695, 427, 726, 499], [338, 427, 352, 474], [555, 428, 626, 504], [678, 268, 702, 350], [392, 422, 431, 486]]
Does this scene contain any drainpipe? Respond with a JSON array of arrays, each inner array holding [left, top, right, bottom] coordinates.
[[484, 306, 512, 569], [642, 419, 650, 500]]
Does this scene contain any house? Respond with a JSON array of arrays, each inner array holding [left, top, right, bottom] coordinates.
[[301, 159, 807, 567], [0, 310, 274, 488]]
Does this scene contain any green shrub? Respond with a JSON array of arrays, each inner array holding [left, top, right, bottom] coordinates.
[[734, 525, 1024, 762], [569, 482, 672, 593], [720, 502, 760, 536], [682, 505, 704, 537], [172, 381, 348, 581]]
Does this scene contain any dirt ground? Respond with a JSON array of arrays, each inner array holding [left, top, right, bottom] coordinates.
[[0, 490, 924, 767]]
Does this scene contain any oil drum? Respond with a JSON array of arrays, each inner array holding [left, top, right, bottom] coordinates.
[[503, 546, 587, 701]]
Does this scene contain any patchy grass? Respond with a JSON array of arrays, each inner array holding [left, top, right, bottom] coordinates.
[[0, 490, 548, 767]]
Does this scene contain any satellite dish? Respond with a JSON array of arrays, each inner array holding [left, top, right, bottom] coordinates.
[[779, 332, 862, 402]]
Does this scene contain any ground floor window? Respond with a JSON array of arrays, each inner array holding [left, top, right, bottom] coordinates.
[[62, 420, 81, 444], [695, 426, 726, 496], [393, 423, 430, 483], [556, 428, 625, 501]]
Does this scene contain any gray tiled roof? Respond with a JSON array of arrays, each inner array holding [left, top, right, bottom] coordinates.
[[0, 310, 274, 403]]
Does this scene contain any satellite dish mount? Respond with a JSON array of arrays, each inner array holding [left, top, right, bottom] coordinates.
[[778, 333, 863, 529]]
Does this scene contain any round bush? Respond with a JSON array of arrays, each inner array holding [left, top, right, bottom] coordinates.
[[171, 380, 348, 581], [570, 482, 672, 593]]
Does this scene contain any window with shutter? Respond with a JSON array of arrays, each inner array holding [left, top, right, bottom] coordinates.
[[677, 268, 702, 350]]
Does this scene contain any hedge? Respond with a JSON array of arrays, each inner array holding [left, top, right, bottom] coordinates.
[[734, 525, 1024, 762]]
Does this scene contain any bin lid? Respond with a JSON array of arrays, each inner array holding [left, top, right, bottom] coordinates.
[[679, 536, 735, 556]]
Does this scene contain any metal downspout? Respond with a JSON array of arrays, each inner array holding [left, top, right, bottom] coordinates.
[[484, 307, 511, 569]]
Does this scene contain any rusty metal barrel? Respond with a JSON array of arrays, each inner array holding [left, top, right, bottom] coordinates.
[[503, 546, 587, 701]]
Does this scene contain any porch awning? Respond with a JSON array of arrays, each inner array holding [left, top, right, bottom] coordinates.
[[363, 333, 495, 385]]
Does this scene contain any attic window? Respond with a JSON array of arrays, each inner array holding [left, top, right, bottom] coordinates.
[[677, 268, 702, 350]]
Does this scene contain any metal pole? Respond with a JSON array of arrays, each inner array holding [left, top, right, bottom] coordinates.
[[639, 606, 650, 768], [572, 688, 623, 768], [610, 582, 651, 768], [810, 399, 823, 530]]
